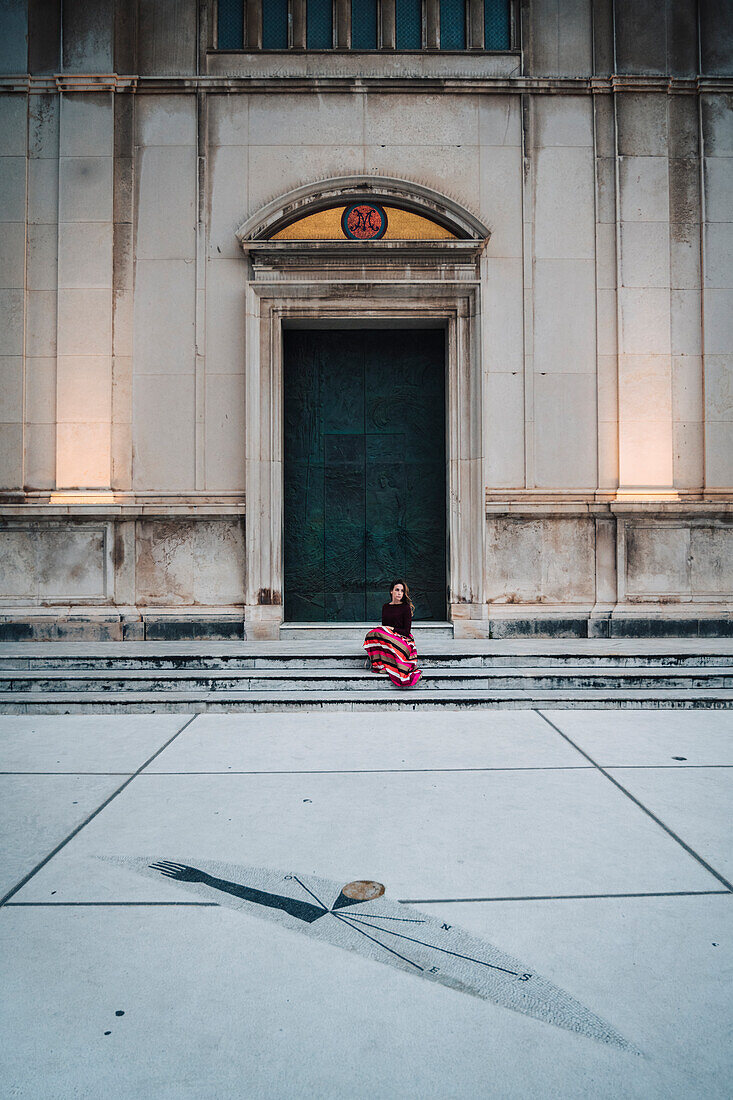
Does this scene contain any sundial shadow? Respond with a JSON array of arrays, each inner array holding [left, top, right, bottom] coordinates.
[[113, 857, 640, 1054]]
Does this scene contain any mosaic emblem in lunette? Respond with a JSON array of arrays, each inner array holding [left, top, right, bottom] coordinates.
[[119, 857, 639, 1052], [341, 202, 388, 239]]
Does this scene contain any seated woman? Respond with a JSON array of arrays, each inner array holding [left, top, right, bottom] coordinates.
[[363, 580, 422, 689]]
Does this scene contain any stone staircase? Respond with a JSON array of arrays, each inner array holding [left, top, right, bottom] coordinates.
[[1, 636, 732, 711]]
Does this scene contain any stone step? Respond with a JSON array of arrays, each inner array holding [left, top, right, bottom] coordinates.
[[1, 666, 731, 693], [6, 656, 733, 671], [1, 687, 731, 712], [279, 622, 455, 640], [2, 643, 732, 670]]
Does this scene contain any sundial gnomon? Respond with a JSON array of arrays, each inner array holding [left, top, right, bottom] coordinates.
[[121, 858, 637, 1052]]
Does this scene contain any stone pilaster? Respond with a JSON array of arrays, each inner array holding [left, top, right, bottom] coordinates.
[[55, 92, 114, 489]]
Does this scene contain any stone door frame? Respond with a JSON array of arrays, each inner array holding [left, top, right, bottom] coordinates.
[[242, 285, 485, 639]]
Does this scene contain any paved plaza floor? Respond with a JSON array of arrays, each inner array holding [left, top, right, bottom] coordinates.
[[1, 708, 731, 1098]]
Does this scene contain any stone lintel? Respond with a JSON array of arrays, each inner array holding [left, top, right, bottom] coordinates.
[[244, 240, 487, 272]]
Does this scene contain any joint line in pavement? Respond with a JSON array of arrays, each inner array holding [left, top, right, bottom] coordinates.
[[535, 710, 733, 892], [0, 714, 200, 907]]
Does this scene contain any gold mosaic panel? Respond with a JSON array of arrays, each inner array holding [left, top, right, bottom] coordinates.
[[270, 205, 456, 240]]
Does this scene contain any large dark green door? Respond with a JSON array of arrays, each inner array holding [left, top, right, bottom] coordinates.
[[283, 329, 446, 622]]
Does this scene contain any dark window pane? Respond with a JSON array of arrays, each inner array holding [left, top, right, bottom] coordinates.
[[395, 0, 421, 49], [218, 0, 243, 48], [307, 0, 333, 47], [352, 0, 378, 49], [263, 0, 289, 48], [440, 0, 465, 49], [484, 0, 510, 49]]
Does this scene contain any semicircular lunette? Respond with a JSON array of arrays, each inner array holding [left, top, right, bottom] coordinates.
[[270, 204, 458, 241]]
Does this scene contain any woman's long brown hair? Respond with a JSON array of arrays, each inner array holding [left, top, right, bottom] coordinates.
[[390, 579, 415, 616]]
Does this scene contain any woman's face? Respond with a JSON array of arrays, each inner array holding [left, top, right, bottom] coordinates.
[[391, 584, 404, 603]]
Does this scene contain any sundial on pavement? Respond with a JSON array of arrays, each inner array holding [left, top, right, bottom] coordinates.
[[122, 857, 637, 1052]]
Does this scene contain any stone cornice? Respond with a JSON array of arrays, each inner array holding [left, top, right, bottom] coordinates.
[[0, 74, 139, 94], [1, 74, 731, 96], [0, 493, 245, 518], [485, 497, 733, 516]]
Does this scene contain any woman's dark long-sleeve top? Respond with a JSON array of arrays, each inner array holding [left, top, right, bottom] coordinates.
[[382, 601, 412, 638]]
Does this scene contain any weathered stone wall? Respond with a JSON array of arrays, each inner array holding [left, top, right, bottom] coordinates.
[[0, 0, 731, 638], [0, 515, 246, 640], [485, 507, 732, 637]]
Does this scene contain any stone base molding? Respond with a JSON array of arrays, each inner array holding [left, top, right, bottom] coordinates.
[[0, 502, 730, 641], [483, 501, 733, 640]]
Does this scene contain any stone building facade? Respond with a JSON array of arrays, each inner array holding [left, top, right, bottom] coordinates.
[[0, 0, 731, 640]]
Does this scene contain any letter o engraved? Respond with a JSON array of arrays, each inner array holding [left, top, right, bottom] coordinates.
[[341, 203, 388, 240]]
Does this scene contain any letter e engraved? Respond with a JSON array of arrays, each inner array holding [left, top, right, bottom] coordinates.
[[429, 966, 440, 973]]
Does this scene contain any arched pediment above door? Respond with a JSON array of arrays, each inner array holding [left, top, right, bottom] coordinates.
[[236, 177, 490, 271], [236, 176, 490, 244]]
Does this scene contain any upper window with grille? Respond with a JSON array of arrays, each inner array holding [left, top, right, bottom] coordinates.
[[216, 0, 512, 52]]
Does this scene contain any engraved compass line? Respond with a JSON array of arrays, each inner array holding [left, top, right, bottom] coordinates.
[[330, 911, 425, 971], [343, 914, 521, 976], [344, 912, 427, 923], [291, 875, 329, 912]]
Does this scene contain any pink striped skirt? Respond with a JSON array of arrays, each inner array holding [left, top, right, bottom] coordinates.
[[363, 626, 422, 689]]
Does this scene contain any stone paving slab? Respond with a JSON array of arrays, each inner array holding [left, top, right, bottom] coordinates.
[[144, 711, 581, 772], [9, 767, 719, 903], [1, 895, 730, 1099], [603, 767, 733, 882], [1, 709, 731, 1098], [541, 710, 733, 767], [0, 774, 126, 898], [0, 715, 184, 773]]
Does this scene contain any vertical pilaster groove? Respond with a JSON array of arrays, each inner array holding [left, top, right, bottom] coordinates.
[[53, 90, 65, 489], [111, 93, 135, 491], [195, 89, 208, 492], [592, 96, 601, 494], [697, 0, 707, 494], [520, 91, 534, 488], [697, 88, 707, 494], [21, 96, 29, 491], [611, 86, 622, 495], [593, 93, 619, 493]]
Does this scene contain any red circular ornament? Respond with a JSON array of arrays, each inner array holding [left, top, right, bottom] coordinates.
[[341, 203, 388, 240]]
